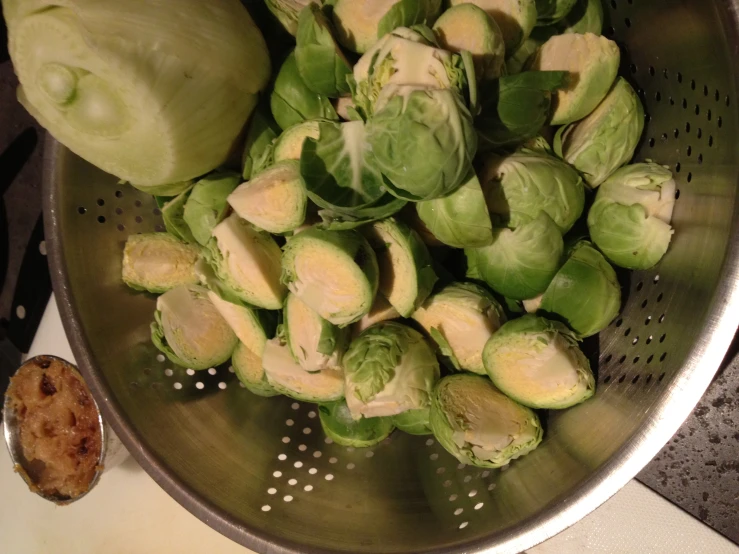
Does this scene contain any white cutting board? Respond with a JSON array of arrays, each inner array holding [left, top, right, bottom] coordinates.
[[1, 297, 736, 554]]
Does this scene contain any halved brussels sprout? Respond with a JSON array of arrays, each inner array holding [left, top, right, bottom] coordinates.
[[588, 163, 676, 269], [413, 282, 505, 374], [319, 400, 395, 446], [332, 0, 443, 54], [481, 150, 585, 233], [183, 171, 241, 246], [554, 77, 645, 187], [466, 212, 564, 300], [363, 218, 437, 317], [228, 161, 307, 234], [353, 295, 401, 336], [415, 170, 494, 249], [535, 241, 621, 337], [430, 373, 543, 468], [263, 338, 345, 402], [265, 0, 321, 36], [161, 188, 196, 244], [433, 4, 505, 80], [283, 292, 348, 372], [273, 120, 320, 162], [122, 233, 200, 294], [391, 408, 432, 435], [558, 0, 604, 34], [207, 292, 278, 396], [301, 119, 387, 213], [151, 285, 238, 370], [482, 314, 595, 409], [232, 341, 279, 397], [350, 28, 466, 117], [449, 0, 537, 54], [296, 4, 353, 97], [476, 71, 568, 150], [271, 52, 339, 131], [281, 227, 379, 326], [242, 109, 280, 180], [368, 87, 477, 201], [344, 321, 440, 419], [531, 33, 620, 125], [534, 0, 578, 26], [206, 214, 286, 309]]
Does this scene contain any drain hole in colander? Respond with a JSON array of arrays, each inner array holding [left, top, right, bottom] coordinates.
[[603, 376, 612, 384], [77, 206, 86, 215], [658, 372, 666, 382], [647, 355, 654, 364], [632, 375, 640, 384], [618, 375, 626, 384], [97, 216, 105, 224], [117, 224, 125, 232], [115, 190, 123, 198], [632, 356, 640, 364]]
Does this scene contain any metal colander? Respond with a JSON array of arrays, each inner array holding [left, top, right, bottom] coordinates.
[[42, 1, 739, 552]]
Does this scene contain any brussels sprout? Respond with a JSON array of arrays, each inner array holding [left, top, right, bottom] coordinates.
[[227, 161, 307, 234], [534, 0, 578, 25], [151, 285, 238, 370], [344, 321, 440, 419], [477, 71, 568, 150], [271, 52, 339, 131], [481, 150, 585, 233], [554, 77, 644, 187], [242, 109, 280, 180], [449, 0, 537, 54], [281, 227, 379, 326], [413, 282, 505, 374], [319, 400, 395, 446], [482, 314, 595, 409], [363, 218, 437, 317], [433, 4, 505, 80], [350, 28, 466, 118], [415, 170, 493, 249], [353, 295, 401, 336], [265, 0, 321, 36], [430, 374, 542, 468], [232, 341, 279, 397], [521, 135, 555, 155], [295, 4, 353, 97], [283, 292, 348, 371], [332, 0, 443, 54], [466, 212, 564, 300], [558, 0, 604, 34], [206, 292, 278, 396], [161, 188, 196, 244], [587, 163, 676, 269], [263, 338, 345, 402], [300, 119, 386, 212], [122, 233, 200, 294], [534, 241, 621, 337], [391, 408, 432, 435], [368, 87, 477, 201], [334, 96, 358, 120], [182, 171, 241, 246], [273, 120, 320, 162], [531, 33, 620, 125], [206, 214, 286, 309]]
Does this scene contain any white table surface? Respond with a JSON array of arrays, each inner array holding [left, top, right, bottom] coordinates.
[[2, 297, 737, 554]]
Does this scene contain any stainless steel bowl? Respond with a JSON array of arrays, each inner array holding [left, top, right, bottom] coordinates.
[[42, 1, 739, 552]]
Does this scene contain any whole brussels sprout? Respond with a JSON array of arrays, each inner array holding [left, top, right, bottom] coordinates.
[[558, 0, 604, 34], [554, 77, 645, 187], [531, 33, 620, 125], [343, 321, 440, 419], [482, 314, 595, 409], [587, 163, 676, 269], [151, 284, 237, 370], [480, 150, 585, 233], [449, 0, 537, 54], [430, 373, 543, 468], [534, 0, 578, 26]]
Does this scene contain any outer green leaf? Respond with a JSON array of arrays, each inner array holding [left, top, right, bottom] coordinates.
[[161, 188, 196, 244], [534, 0, 578, 26], [416, 170, 493, 248], [558, 0, 604, 34], [183, 171, 241, 246], [242, 109, 280, 180], [448, 0, 537, 54], [317, 194, 407, 230], [391, 407, 431, 435], [377, 0, 443, 38]]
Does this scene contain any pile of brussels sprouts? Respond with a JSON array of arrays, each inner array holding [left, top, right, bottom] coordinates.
[[121, 0, 677, 469]]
